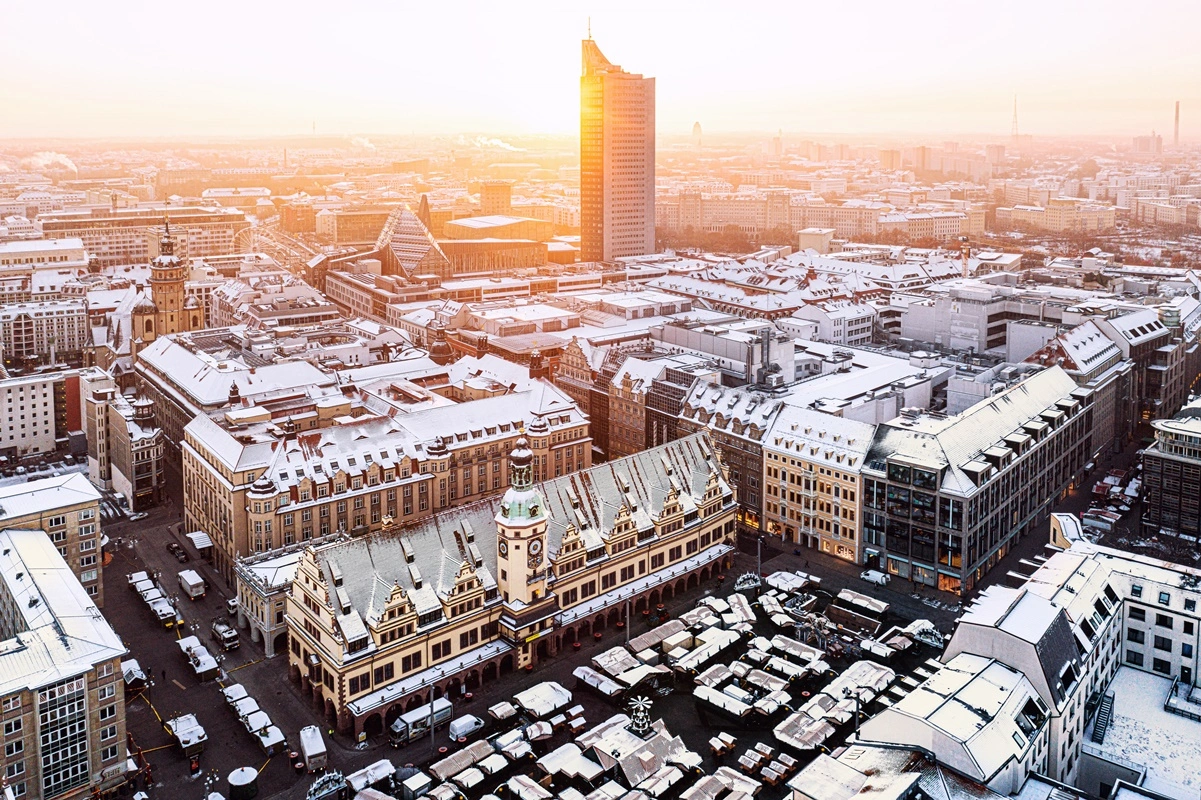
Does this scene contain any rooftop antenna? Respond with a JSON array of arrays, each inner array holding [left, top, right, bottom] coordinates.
[[587, 17, 591, 39], [1011, 95, 1019, 141]]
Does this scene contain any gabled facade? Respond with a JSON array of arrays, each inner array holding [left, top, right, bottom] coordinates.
[[285, 432, 736, 736]]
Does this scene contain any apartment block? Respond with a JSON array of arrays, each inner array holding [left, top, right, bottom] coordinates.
[[0, 301, 89, 367], [0, 372, 79, 459], [0, 474, 104, 605], [0, 529, 126, 800]]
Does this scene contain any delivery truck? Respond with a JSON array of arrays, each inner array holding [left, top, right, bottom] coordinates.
[[178, 570, 206, 600], [389, 697, 452, 747], [299, 725, 327, 773]]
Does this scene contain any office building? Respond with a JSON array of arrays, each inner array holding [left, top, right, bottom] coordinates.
[[0, 372, 80, 459], [37, 206, 248, 269], [861, 367, 1090, 593], [678, 384, 784, 533], [479, 181, 513, 216], [1141, 397, 1201, 541], [0, 239, 89, 274], [82, 376, 165, 513], [182, 381, 589, 582], [0, 529, 126, 800], [314, 207, 394, 246], [1023, 320, 1136, 458], [208, 274, 340, 331], [995, 199, 1117, 233], [285, 432, 735, 735], [863, 518, 1201, 799], [606, 352, 719, 460], [580, 37, 656, 261]]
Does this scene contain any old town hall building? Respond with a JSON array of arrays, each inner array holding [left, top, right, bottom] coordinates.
[[286, 431, 737, 735]]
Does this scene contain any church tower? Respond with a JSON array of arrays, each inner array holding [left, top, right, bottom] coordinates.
[[150, 218, 189, 335], [495, 436, 548, 607]]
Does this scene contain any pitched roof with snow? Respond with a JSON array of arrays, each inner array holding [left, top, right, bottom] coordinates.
[[305, 432, 731, 627], [866, 367, 1079, 495]]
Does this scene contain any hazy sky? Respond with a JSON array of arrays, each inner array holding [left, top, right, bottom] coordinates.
[[3, 0, 1199, 140]]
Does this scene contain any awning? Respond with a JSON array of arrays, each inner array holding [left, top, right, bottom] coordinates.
[[186, 531, 213, 550]]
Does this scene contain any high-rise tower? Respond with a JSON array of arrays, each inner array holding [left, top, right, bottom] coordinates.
[[1175, 101, 1181, 147], [580, 36, 655, 262]]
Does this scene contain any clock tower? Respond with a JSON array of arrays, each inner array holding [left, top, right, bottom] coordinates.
[[495, 436, 548, 606], [150, 217, 190, 336]]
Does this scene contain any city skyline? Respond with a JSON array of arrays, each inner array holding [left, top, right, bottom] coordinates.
[[2, 0, 1200, 140]]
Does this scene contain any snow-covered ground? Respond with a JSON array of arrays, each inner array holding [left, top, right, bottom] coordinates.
[[1094, 666, 1201, 797]]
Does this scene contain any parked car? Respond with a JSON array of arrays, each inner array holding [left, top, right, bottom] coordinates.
[[128, 512, 149, 521], [174, 550, 189, 563], [226, 598, 239, 616], [166, 542, 181, 554]]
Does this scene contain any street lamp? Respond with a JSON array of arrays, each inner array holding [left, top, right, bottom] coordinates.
[[843, 687, 861, 739]]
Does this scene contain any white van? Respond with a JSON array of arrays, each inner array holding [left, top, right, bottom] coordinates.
[[448, 714, 485, 742], [860, 569, 890, 586]]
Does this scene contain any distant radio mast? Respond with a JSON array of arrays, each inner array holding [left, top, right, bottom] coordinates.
[[1011, 95, 1019, 140]]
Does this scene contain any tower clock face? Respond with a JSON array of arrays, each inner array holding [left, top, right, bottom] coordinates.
[[498, 540, 508, 557], [529, 539, 542, 556]]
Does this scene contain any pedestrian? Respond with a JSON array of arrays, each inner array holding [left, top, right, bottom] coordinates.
[[162, 669, 166, 683]]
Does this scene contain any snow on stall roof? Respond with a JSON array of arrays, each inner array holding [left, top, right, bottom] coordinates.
[[513, 681, 571, 718]]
